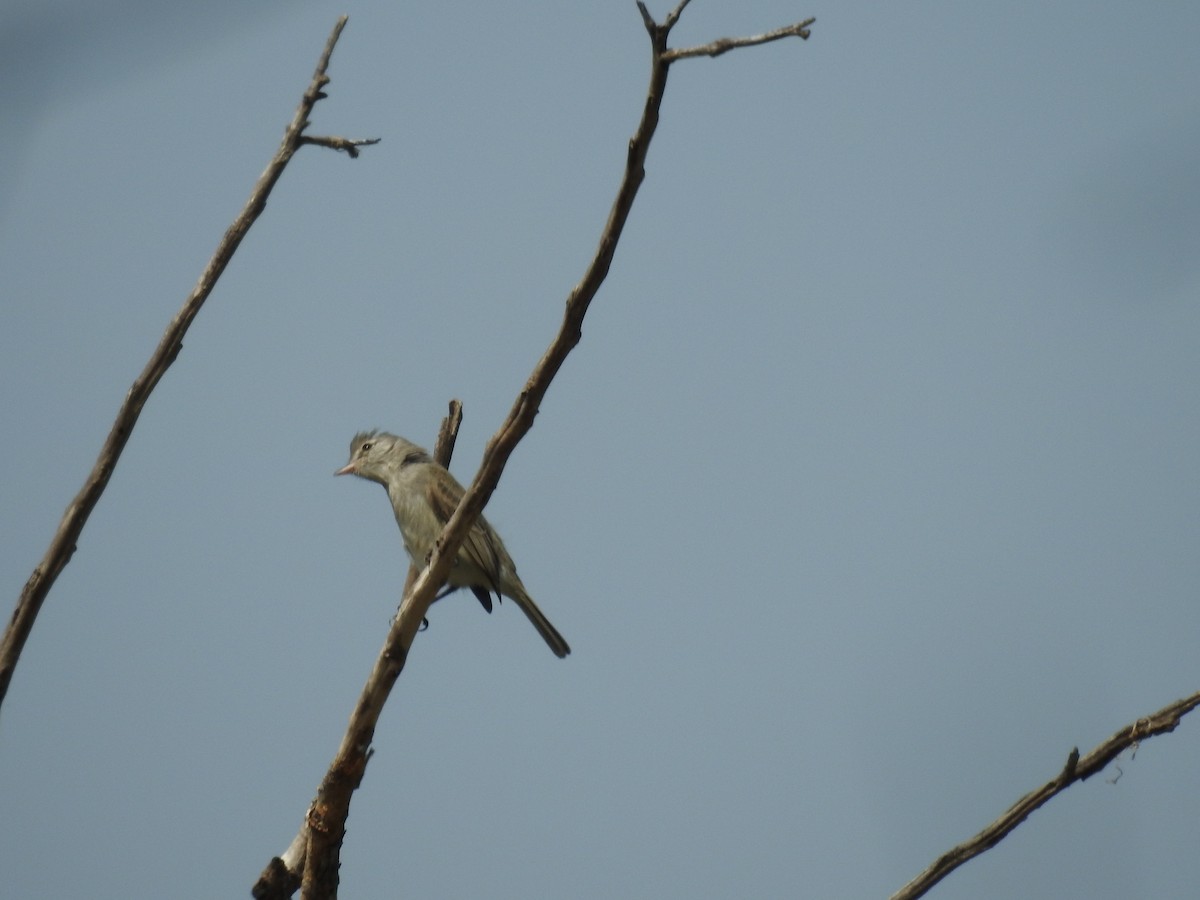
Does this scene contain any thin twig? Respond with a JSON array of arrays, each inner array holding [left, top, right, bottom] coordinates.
[[298, 135, 381, 158], [258, 6, 817, 899], [0, 15, 376, 717], [661, 0, 694, 31], [891, 690, 1200, 900], [663, 18, 815, 62]]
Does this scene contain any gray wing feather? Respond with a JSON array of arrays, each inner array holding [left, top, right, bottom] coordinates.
[[425, 468, 504, 594]]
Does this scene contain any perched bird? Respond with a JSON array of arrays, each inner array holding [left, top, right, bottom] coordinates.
[[335, 431, 571, 658]]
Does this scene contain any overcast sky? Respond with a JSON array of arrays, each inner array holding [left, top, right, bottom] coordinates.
[[2, 1, 1199, 897]]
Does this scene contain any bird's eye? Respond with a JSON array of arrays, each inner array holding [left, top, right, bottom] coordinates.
[[360, 442, 373, 454]]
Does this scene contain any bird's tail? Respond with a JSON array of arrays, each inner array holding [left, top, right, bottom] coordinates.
[[508, 583, 571, 658]]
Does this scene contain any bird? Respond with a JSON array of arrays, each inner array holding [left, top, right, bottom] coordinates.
[[335, 430, 571, 658]]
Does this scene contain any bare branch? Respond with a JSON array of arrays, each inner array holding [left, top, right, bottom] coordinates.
[[0, 16, 376, 717], [253, 403, 465, 900], [434, 399, 465, 466], [297, 135, 381, 158], [636, 1, 656, 33], [661, 0, 694, 31], [663, 18, 815, 62], [891, 690, 1200, 900], [258, 6, 816, 898]]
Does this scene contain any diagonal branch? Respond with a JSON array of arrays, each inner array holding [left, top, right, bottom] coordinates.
[[297, 135, 381, 157], [0, 16, 376, 717], [256, 5, 816, 899], [891, 689, 1200, 900], [663, 17, 815, 62]]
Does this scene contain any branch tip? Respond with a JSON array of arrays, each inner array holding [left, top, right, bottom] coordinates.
[[434, 400, 464, 467], [663, 0, 693, 30], [298, 135, 381, 158], [1058, 747, 1079, 784], [664, 18, 816, 62], [636, 1, 655, 34]]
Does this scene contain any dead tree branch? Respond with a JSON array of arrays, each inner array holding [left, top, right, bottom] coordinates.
[[434, 400, 465, 465], [297, 135, 381, 157], [891, 689, 1200, 900], [253, 4, 817, 898], [0, 16, 376, 716], [663, 18, 814, 61], [254, 403, 464, 900]]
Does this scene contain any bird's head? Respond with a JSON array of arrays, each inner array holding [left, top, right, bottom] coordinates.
[[335, 431, 430, 485]]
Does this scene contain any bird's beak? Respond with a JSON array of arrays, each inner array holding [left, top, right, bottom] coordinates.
[[334, 462, 356, 477]]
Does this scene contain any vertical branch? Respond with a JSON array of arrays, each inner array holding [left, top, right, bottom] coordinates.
[[433, 400, 465, 465], [0, 16, 377, 715]]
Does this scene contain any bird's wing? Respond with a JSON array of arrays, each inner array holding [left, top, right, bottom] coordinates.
[[425, 467, 504, 596]]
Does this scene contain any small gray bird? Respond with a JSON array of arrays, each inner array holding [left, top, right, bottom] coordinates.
[[335, 431, 571, 658]]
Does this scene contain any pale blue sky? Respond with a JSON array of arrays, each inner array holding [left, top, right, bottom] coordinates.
[[3, 2, 1199, 897]]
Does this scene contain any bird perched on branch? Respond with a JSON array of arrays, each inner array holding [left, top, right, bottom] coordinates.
[[335, 431, 571, 658]]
